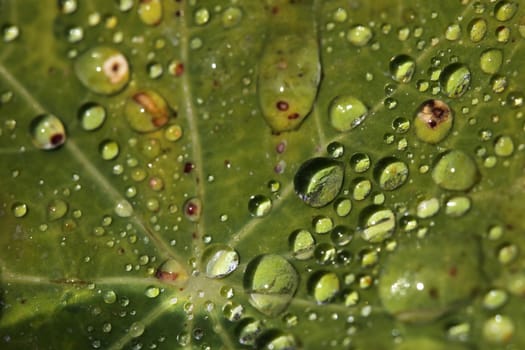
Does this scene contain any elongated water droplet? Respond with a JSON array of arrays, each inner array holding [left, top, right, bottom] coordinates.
[[289, 229, 315, 260], [79, 103, 106, 131], [114, 199, 133, 217], [30, 114, 66, 150], [202, 244, 239, 278], [494, 1, 519, 22], [440, 63, 471, 98], [244, 255, 298, 316], [294, 157, 344, 208], [308, 271, 340, 304], [468, 18, 487, 42], [445, 196, 471, 217], [494, 135, 514, 157], [12, 202, 28, 218], [347, 25, 373, 46]]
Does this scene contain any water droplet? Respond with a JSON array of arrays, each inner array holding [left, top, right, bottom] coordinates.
[[145, 286, 160, 298], [432, 150, 479, 191], [445, 196, 472, 217], [414, 99, 453, 144], [248, 195, 272, 217], [314, 243, 336, 264], [125, 90, 171, 133], [114, 199, 133, 217], [138, 0, 162, 26], [483, 315, 514, 344], [480, 49, 503, 74], [202, 244, 239, 278], [258, 34, 321, 132], [129, 321, 145, 338], [445, 23, 461, 41], [183, 197, 202, 222], [74, 46, 130, 95], [350, 153, 371, 173], [30, 114, 66, 150], [359, 206, 396, 242], [79, 103, 106, 131], [347, 25, 373, 46], [3, 24, 20, 42], [389, 55, 416, 83], [222, 301, 244, 322], [495, 1, 519, 21], [327, 141, 344, 158], [374, 157, 409, 191], [267, 180, 281, 193], [507, 91, 524, 108], [164, 124, 183, 142], [289, 229, 315, 260], [244, 254, 298, 316], [330, 225, 353, 246], [47, 199, 68, 221], [312, 215, 333, 234], [103, 290, 117, 304], [194, 8, 210, 25], [379, 232, 483, 322], [440, 63, 471, 98], [256, 330, 299, 350], [494, 135, 514, 157], [468, 18, 487, 42], [498, 243, 518, 264], [308, 271, 340, 304], [328, 95, 368, 131], [222, 7, 243, 28], [392, 117, 410, 133], [237, 318, 264, 346], [483, 289, 508, 310], [416, 198, 440, 218], [491, 74, 508, 93], [333, 197, 352, 217], [58, 0, 77, 14], [294, 157, 344, 208], [11, 202, 28, 218], [352, 178, 372, 200], [99, 140, 119, 160], [156, 259, 188, 284]]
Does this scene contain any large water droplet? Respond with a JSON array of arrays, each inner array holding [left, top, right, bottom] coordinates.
[[74, 46, 130, 95], [30, 114, 66, 150], [432, 150, 479, 191], [389, 54, 416, 83], [244, 255, 298, 316], [414, 99, 453, 144], [202, 244, 239, 278], [308, 271, 340, 304], [374, 157, 409, 191], [440, 63, 471, 98], [125, 90, 171, 133], [328, 95, 368, 131], [359, 205, 396, 242], [294, 157, 344, 208]]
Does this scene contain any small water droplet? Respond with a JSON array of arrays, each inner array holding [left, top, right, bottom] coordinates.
[[79, 103, 106, 131], [183, 197, 202, 222], [416, 198, 440, 218], [114, 199, 133, 217], [445, 23, 461, 41], [491, 74, 508, 93], [256, 330, 299, 350], [222, 7, 243, 28], [432, 150, 479, 191], [248, 195, 272, 217], [308, 271, 340, 304], [103, 290, 117, 304], [11, 202, 28, 218], [99, 140, 119, 160], [312, 215, 333, 234], [349, 153, 371, 173], [237, 318, 264, 346], [389, 54, 416, 83], [494, 1, 519, 22], [138, 0, 162, 26], [289, 229, 315, 260], [47, 199, 68, 221], [483, 315, 515, 344], [494, 135, 514, 157], [202, 244, 239, 278], [74, 46, 130, 95], [352, 178, 372, 200], [244, 255, 298, 316], [164, 124, 183, 142], [327, 141, 344, 158], [374, 157, 409, 191], [145, 286, 160, 298], [445, 196, 472, 217], [125, 90, 171, 133], [482, 289, 508, 310], [333, 197, 352, 217], [129, 321, 145, 338], [468, 18, 487, 42], [3, 24, 20, 42], [347, 25, 373, 46], [30, 114, 66, 150], [294, 157, 344, 208], [440, 63, 471, 98], [330, 225, 353, 246], [507, 91, 524, 108], [156, 259, 188, 284], [194, 8, 210, 25], [480, 49, 503, 74], [359, 206, 396, 242], [328, 95, 368, 131]]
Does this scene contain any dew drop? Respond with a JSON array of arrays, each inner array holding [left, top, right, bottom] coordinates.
[[129, 321, 145, 338], [11, 202, 28, 218], [3, 24, 20, 42], [374, 157, 409, 191], [440, 63, 471, 98], [309, 271, 340, 304], [349, 153, 371, 173], [103, 290, 117, 304], [256, 330, 299, 350], [145, 286, 160, 298], [445, 23, 461, 41], [327, 141, 344, 158], [494, 135, 514, 157], [114, 199, 133, 217], [222, 7, 243, 28], [483, 315, 514, 344], [414, 99, 453, 144], [432, 150, 479, 191], [506, 91, 524, 108], [328, 95, 368, 131], [352, 178, 372, 200], [330, 225, 353, 247], [468, 18, 487, 42], [156, 259, 188, 284], [389, 54, 416, 83], [480, 49, 503, 74], [491, 74, 508, 93], [125, 90, 171, 133], [314, 243, 336, 264], [47, 199, 68, 221], [99, 140, 119, 160], [138, 0, 162, 26], [58, 0, 77, 14], [445, 196, 472, 217], [79, 103, 106, 131], [347, 25, 373, 46], [164, 124, 183, 142], [194, 8, 210, 25], [243, 254, 298, 316], [312, 215, 333, 234], [333, 197, 352, 217], [359, 206, 396, 242], [289, 229, 315, 260], [482, 289, 508, 310], [30, 114, 66, 150], [237, 318, 264, 346], [248, 195, 272, 217], [494, 1, 519, 22], [202, 244, 239, 278], [416, 198, 440, 218], [74, 46, 130, 95], [294, 157, 344, 208]]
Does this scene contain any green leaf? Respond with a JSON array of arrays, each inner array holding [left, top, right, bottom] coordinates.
[[1, 0, 525, 349]]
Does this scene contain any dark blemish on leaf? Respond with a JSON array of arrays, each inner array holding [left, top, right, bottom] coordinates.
[[288, 113, 300, 120], [276, 100, 289, 111], [418, 99, 451, 129], [448, 266, 457, 277], [50, 133, 64, 146], [429, 287, 439, 299], [184, 162, 195, 173]]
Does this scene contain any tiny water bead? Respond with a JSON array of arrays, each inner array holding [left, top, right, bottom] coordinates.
[[79, 103, 106, 131], [74, 46, 130, 95], [359, 206, 396, 242], [138, 0, 163, 26], [440, 63, 471, 98], [201, 244, 239, 278], [244, 254, 299, 316], [328, 95, 368, 131], [480, 49, 503, 75], [432, 150, 479, 191], [99, 140, 119, 160], [347, 25, 373, 47], [308, 271, 340, 304], [289, 229, 315, 260], [294, 157, 344, 208], [30, 114, 66, 150], [248, 195, 272, 217], [47, 199, 68, 221], [378, 232, 484, 323], [11, 202, 28, 218], [389, 55, 416, 83], [125, 90, 171, 133], [374, 157, 409, 191], [414, 99, 453, 144]]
